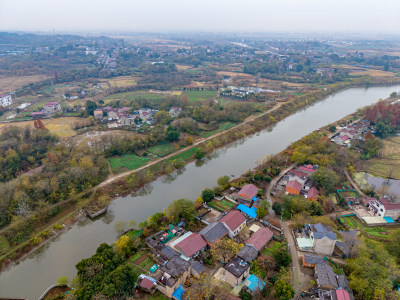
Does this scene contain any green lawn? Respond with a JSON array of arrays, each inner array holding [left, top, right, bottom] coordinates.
[[263, 241, 281, 255], [109, 154, 149, 171], [167, 147, 198, 162], [184, 90, 218, 102], [104, 91, 164, 103], [146, 143, 177, 156]]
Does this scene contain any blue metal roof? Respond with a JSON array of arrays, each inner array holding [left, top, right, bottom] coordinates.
[[247, 274, 266, 292], [237, 204, 257, 218], [384, 216, 395, 223], [172, 284, 184, 300], [252, 197, 257, 201]]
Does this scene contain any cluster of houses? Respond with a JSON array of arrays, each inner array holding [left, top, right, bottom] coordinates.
[[220, 86, 278, 99], [31, 101, 62, 118], [331, 119, 371, 147], [0, 93, 13, 108], [139, 184, 278, 299], [278, 164, 320, 200], [94, 106, 182, 129], [302, 253, 354, 300]]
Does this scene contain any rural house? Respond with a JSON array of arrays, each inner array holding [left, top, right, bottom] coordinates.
[[0, 94, 12, 107], [314, 263, 338, 290], [199, 222, 228, 247], [158, 256, 191, 298], [44, 101, 61, 115], [286, 180, 302, 195], [214, 257, 251, 287], [237, 184, 258, 205], [245, 227, 273, 252], [93, 108, 103, 119], [308, 223, 337, 255], [237, 245, 259, 262], [307, 187, 319, 201], [220, 210, 247, 238], [169, 106, 182, 118], [302, 254, 325, 268], [174, 232, 207, 258], [368, 196, 400, 221]]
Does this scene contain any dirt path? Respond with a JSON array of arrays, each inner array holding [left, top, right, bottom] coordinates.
[[344, 169, 367, 198], [265, 162, 298, 217], [281, 222, 303, 299]]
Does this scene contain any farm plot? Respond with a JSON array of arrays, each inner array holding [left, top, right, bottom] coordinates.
[[128, 251, 156, 275], [184, 90, 218, 102], [109, 154, 149, 172], [167, 147, 198, 162], [146, 143, 177, 156], [338, 215, 390, 238], [200, 122, 236, 138], [208, 199, 235, 212]]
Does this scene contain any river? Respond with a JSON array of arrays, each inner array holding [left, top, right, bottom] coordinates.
[[1, 85, 400, 299]]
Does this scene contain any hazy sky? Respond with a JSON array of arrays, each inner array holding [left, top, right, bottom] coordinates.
[[1, 0, 399, 34]]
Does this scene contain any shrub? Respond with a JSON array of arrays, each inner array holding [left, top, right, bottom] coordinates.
[[54, 224, 63, 230], [56, 274, 69, 286], [33, 236, 43, 245]]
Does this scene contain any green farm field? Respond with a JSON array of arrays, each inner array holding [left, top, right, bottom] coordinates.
[[109, 154, 149, 171], [146, 143, 177, 156], [184, 90, 218, 102]]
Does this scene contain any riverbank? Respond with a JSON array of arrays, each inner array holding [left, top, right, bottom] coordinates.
[[1, 76, 399, 272]]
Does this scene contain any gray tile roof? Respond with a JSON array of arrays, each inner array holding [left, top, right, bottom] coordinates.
[[224, 257, 250, 278], [190, 260, 205, 274], [311, 223, 337, 240], [160, 245, 180, 260], [199, 222, 228, 245], [237, 245, 259, 262], [315, 263, 338, 288], [162, 256, 190, 287], [335, 241, 350, 256], [303, 254, 325, 265]]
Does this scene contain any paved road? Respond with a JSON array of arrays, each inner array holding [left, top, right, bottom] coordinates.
[[282, 221, 303, 300]]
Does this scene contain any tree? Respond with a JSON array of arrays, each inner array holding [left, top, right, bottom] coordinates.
[[86, 100, 97, 116], [272, 201, 283, 215], [311, 167, 339, 193], [195, 148, 206, 159], [201, 188, 215, 203], [186, 136, 194, 145], [256, 199, 270, 218], [273, 242, 291, 268], [166, 198, 196, 222], [390, 91, 398, 98], [211, 238, 243, 264], [166, 126, 180, 142], [329, 126, 336, 133], [154, 111, 172, 125], [56, 274, 69, 286], [348, 238, 399, 300], [184, 273, 231, 300], [387, 228, 400, 263], [217, 175, 230, 188], [274, 279, 294, 300]]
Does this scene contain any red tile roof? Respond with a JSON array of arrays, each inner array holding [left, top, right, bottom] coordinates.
[[379, 197, 400, 211], [336, 289, 351, 300], [307, 187, 319, 200], [220, 210, 246, 231], [286, 180, 302, 192], [175, 233, 206, 257], [299, 165, 317, 173], [246, 227, 273, 251], [140, 278, 154, 290], [289, 169, 308, 179], [238, 184, 258, 200]]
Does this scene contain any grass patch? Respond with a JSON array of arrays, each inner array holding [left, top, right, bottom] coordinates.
[[263, 241, 281, 255], [0, 235, 10, 254], [167, 147, 198, 162], [146, 143, 177, 156], [184, 90, 218, 102], [109, 154, 149, 171], [104, 90, 164, 103], [339, 216, 390, 238], [200, 122, 236, 138]]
